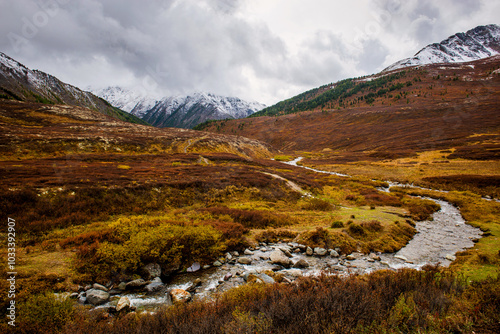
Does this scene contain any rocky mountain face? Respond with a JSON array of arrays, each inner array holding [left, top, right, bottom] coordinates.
[[384, 24, 500, 72], [0, 52, 146, 124], [93, 87, 265, 129]]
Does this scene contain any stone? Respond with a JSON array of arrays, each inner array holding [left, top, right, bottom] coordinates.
[[369, 253, 381, 261], [280, 248, 293, 258], [145, 282, 164, 293], [293, 259, 310, 268], [170, 289, 191, 304], [116, 297, 131, 312], [232, 251, 240, 257], [306, 247, 313, 256], [330, 250, 340, 257], [260, 247, 268, 252], [70, 292, 79, 299], [445, 254, 457, 261], [224, 273, 233, 281], [152, 277, 163, 283], [346, 254, 357, 261], [238, 257, 252, 265], [93, 283, 108, 292], [125, 279, 147, 290], [226, 253, 233, 260], [283, 269, 302, 277], [314, 247, 328, 256], [269, 250, 292, 268], [117, 282, 127, 291], [258, 274, 275, 284], [213, 260, 223, 267], [86, 289, 110, 306], [142, 263, 162, 280], [294, 248, 301, 253], [186, 278, 202, 292], [187, 262, 201, 273], [244, 249, 254, 255], [203, 265, 211, 270], [394, 255, 408, 262]]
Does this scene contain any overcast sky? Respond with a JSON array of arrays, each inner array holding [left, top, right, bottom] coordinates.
[[1, 0, 499, 105]]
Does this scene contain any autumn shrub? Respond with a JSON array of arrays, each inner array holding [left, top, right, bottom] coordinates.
[[403, 197, 441, 221], [203, 220, 249, 250], [16, 293, 74, 334], [347, 223, 366, 237], [61, 269, 480, 334], [331, 220, 344, 228], [360, 220, 384, 232], [203, 207, 295, 228], [296, 227, 357, 253], [301, 198, 335, 211], [254, 228, 298, 243], [73, 219, 225, 281]]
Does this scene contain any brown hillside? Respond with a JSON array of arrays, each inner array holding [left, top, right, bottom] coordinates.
[[201, 56, 500, 159]]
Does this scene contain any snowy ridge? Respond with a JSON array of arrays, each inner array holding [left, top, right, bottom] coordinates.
[[93, 87, 266, 129], [384, 24, 500, 72]]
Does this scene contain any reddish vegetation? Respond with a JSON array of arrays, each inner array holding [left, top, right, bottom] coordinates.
[[201, 57, 500, 158]]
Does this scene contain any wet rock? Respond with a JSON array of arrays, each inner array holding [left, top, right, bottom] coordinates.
[[170, 289, 191, 304], [238, 257, 252, 265], [117, 282, 127, 291], [203, 265, 211, 270], [270, 250, 292, 268], [369, 253, 381, 261], [293, 259, 310, 268], [187, 262, 201, 273], [224, 273, 233, 281], [294, 248, 301, 253], [259, 255, 269, 260], [244, 249, 254, 255], [213, 260, 223, 267], [86, 289, 110, 306], [78, 295, 86, 304], [306, 247, 313, 256], [125, 279, 147, 290], [258, 274, 275, 284], [260, 247, 268, 252], [283, 269, 302, 277], [226, 252, 233, 260], [142, 263, 162, 280], [145, 282, 164, 293], [346, 254, 357, 261], [116, 296, 131, 312], [328, 249, 339, 257], [152, 277, 163, 283], [445, 254, 457, 261], [186, 278, 202, 292], [70, 292, 79, 299], [232, 251, 240, 257], [242, 271, 257, 282], [84, 285, 92, 291], [93, 283, 108, 292], [280, 248, 293, 258], [394, 255, 408, 262], [314, 247, 328, 256]]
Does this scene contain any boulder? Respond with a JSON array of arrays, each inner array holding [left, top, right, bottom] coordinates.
[[125, 279, 147, 290], [170, 289, 191, 303], [186, 262, 201, 273], [145, 282, 164, 293], [280, 248, 293, 258], [314, 247, 328, 256], [93, 283, 108, 292], [117, 282, 127, 291], [330, 250, 340, 257], [269, 250, 292, 268], [244, 249, 254, 255], [186, 278, 202, 292], [369, 253, 381, 261], [258, 273, 275, 284], [238, 257, 252, 265], [293, 259, 309, 268], [445, 254, 456, 261], [142, 263, 162, 280], [86, 289, 110, 306], [213, 260, 223, 267], [306, 247, 313, 256], [116, 296, 131, 312]]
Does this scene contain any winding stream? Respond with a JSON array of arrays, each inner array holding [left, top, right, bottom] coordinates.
[[97, 157, 483, 310]]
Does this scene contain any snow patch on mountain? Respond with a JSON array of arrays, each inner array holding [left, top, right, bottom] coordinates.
[[384, 24, 500, 72]]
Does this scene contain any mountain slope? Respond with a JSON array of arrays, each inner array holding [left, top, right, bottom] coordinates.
[[199, 56, 500, 158], [93, 87, 265, 129], [384, 24, 500, 72], [0, 52, 147, 125]]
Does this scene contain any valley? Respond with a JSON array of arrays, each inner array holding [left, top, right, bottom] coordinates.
[[0, 24, 499, 334]]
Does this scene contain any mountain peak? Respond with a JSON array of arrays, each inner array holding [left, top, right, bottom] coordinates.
[[384, 24, 500, 72], [93, 87, 266, 129]]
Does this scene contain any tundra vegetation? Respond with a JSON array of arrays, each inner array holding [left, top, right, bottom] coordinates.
[[1, 58, 499, 333]]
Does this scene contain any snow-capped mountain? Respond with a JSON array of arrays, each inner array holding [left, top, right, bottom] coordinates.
[[93, 87, 266, 129], [384, 24, 500, 72], [0, 52, 145, 124]]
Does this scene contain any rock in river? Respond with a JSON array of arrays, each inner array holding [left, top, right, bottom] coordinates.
[[86, 289, 110, 306], [269, 250, 292, 268], [170, 289, 191, 304]]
